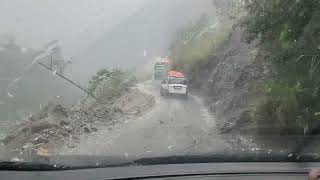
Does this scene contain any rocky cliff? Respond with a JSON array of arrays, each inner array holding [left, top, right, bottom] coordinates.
[[194, 25, 271, 135]]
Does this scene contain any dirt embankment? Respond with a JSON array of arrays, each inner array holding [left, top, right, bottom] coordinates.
[[193, 26, 271, 135], [0, 88, 155, 161]]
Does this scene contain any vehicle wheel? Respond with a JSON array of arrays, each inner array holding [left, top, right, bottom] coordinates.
[[163, 90, 168, 97]]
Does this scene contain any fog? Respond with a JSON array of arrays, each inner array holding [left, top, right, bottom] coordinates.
[[72, 0, 214, 81], [0, 0, 147, 55], [1, 0, 213, 81]]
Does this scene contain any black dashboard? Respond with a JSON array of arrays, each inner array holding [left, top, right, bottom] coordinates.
[[0, 162, 317, 180]]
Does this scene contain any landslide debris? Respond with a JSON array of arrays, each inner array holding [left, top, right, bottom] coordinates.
[[0, 88, 155, 161], [113, 88, 155, 115], [200, 26, 271, 134]]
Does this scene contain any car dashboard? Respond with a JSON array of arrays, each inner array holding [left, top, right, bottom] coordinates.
[[0, 162, 316, 180]]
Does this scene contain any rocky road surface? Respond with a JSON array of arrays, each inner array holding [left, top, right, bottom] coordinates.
[[60, 80, 238, 157]]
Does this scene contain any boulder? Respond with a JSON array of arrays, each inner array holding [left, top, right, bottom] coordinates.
[[83, 127, 91, 133], [59, 120, 69, 126], [33, 136, 49, 145]]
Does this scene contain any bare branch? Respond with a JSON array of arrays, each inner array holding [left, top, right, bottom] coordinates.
[[37, 62, 97, 100]]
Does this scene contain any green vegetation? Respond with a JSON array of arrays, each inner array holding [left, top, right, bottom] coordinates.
[[88, 69, 136, 102], [169, 14, 233, 81], [243, 0, 320, 135]]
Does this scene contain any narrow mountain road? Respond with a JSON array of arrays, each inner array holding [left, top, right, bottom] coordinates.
[[60, 80, 233, 157]]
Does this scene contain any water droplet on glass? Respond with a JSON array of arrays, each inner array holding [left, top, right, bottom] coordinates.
[[7, 92, 15, 98]]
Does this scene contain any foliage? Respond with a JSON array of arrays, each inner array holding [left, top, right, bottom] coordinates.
[[243, 0, 320, 135], [211, 0, 245, 19], [169, 14, 233, 79], [88, 69, 136, 101]]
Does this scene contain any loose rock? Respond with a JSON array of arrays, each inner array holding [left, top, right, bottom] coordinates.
[[83, 127, 91, 133], [60, 120, 69, 126]]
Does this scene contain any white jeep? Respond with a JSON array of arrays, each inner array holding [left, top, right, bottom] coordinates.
[[160, 74, 188, 98]]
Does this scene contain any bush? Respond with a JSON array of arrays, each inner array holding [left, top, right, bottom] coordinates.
[[254, 81, 320, 135], [255, 97, 299, 135], [88, 69, 136, 102]]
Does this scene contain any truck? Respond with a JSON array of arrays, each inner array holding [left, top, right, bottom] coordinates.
[[154, 57, 171, 80], [160, 71, 188, 98]]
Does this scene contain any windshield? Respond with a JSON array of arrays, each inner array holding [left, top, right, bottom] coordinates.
[[155, 63, 169, 70], [169, 77, 186, 85], [1, 0, 320, 168]]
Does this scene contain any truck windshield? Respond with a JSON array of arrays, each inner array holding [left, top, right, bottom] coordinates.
[[155, 63, 169, 69]]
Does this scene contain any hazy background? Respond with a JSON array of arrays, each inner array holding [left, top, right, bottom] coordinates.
[[71, 0, 213, 81], [1, 0, 213, 80], [0, 0, 213, 137], [0, 0, 147, 55]]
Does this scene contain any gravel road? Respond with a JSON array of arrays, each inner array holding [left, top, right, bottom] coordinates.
[[60, 80, 233, 157]]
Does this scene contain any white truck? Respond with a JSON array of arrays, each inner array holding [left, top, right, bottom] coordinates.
[[160, 71, 188, 98]]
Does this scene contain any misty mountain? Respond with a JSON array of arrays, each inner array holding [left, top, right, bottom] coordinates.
[[72, 0, 213, 81], [0, 40, 81, 137]]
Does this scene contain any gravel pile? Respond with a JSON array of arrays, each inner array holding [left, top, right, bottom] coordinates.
[[0, 88, 155, 161]]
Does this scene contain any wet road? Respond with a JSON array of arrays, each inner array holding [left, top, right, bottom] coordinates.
[[61, 80, 231, 156]]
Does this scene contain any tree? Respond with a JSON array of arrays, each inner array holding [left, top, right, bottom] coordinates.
[[243, 0, 320, 135]]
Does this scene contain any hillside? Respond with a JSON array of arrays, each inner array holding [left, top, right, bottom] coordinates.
[[170, 14, 270, 135], [169, 0, 320, 151]]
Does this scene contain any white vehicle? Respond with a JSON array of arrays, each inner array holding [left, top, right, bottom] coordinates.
[[160, 71, 188, 98]]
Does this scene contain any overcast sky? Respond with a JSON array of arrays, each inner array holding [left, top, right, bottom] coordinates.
[[0, 0, 147, 55]]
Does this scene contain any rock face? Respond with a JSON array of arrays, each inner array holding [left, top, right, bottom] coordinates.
[[196, 26, 271, 134], [0, 88, 155, 160]]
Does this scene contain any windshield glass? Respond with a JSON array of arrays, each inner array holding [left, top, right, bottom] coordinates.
[[169, 77, 186, 85], [155, 63, 169, 69], [1, 0, 320, 167]]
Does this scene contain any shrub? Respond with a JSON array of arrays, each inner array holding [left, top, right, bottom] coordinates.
[[88, 69, 136, 102]]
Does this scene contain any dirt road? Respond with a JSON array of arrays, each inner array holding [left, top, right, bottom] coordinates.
[[60, 80, 233, 157]]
